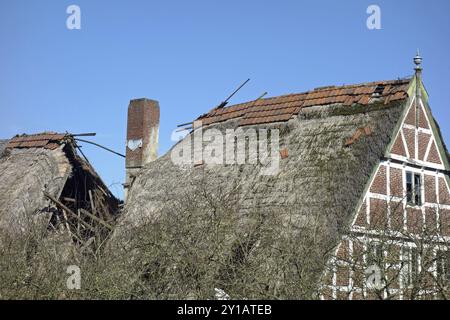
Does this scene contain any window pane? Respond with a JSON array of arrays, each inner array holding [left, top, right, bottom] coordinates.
[[414, 174, 422, 205], [406, 172, 412, 184], [406, 172, 413, 203]]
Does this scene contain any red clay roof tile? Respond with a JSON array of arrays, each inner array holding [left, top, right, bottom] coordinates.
[[6, 132, 67, 150], [196, 78, 411, 127]]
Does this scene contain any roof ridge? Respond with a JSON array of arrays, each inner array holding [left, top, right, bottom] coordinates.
[[198, 77, 412, 126], [13, 131, 63, 137], [7, 132, 68, 150], [257, 77, 412, 103]]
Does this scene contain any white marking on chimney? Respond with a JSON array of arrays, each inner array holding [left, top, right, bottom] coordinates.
[[127, 139, 143, 151]]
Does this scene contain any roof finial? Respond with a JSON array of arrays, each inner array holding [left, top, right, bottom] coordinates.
[[414, 50, 423, 129], [414, 49, 422, 72]]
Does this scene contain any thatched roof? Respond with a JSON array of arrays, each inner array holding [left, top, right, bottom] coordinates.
[[0, 140, 8, 157], [114, 77, 448, 298], [119, 78, 412, 242], [0, 144, 71, 233], [0, 133, 119, 238]]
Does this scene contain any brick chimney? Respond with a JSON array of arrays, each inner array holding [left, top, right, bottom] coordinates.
[[125, 98, 160, 201]]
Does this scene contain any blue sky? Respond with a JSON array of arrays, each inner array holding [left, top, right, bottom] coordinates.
[[1, 0, 450, 199]]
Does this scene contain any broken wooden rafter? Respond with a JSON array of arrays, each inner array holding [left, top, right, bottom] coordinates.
[[62, 209, 70, 232], [77, 209, 81, 235], [69, 133, 96, 137], [43, 191, 97, 232], [45, 191, 113, 231], [79, 209, 114, 231], [74, 138, 125, 158], [59, 214, 86, 245], [88, 190, 97, 219]]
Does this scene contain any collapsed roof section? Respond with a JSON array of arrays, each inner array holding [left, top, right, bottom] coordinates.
[[0, 132, 120, 246]]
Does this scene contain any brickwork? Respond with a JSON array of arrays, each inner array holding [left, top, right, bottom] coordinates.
[[418, 132, 431, 161], [404, 103, 416, 126], [403, 128, 415, 160], [390, 167, 403, 198], [370, 166, 387, 194], [427, 141, 442, 165], [391, 134, 407, 157], [424, 174, 436, 203], [125, 98, 160, 201], [418, 105, 429, 129], [322, 92, 450, 300], [439, 177, 450, 205], [126, 98, 160, 169]]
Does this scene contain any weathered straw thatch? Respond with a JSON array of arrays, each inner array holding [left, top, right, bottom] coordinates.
[[0, 140, 8, 156], [118, 79, 411, 244], [113, 77, 450, 299], [114, 79, 416, 297], [0, 145, 71, 234], [0, 133, 119, 242]]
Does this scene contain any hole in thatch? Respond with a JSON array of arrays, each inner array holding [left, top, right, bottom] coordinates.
[[344, 127, 373, 147], [45, 142, 120, 247], [373, 85, 385, 97], [280, 148, 289, 159]]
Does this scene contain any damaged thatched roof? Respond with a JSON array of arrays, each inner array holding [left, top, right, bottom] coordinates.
[[6, 132, 66, 150], [0, 140, 8, 157], [0, 132, 119, 240], [113, 76, 450, 298], [118, 78, 412, 244]]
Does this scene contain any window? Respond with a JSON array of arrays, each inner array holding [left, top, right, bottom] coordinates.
[[373, 84, 385, 97], [402, 247, 420, 286], [406, 172, 422, 206], [366, 243, 385, 288], [367, 242, 383, 266]]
